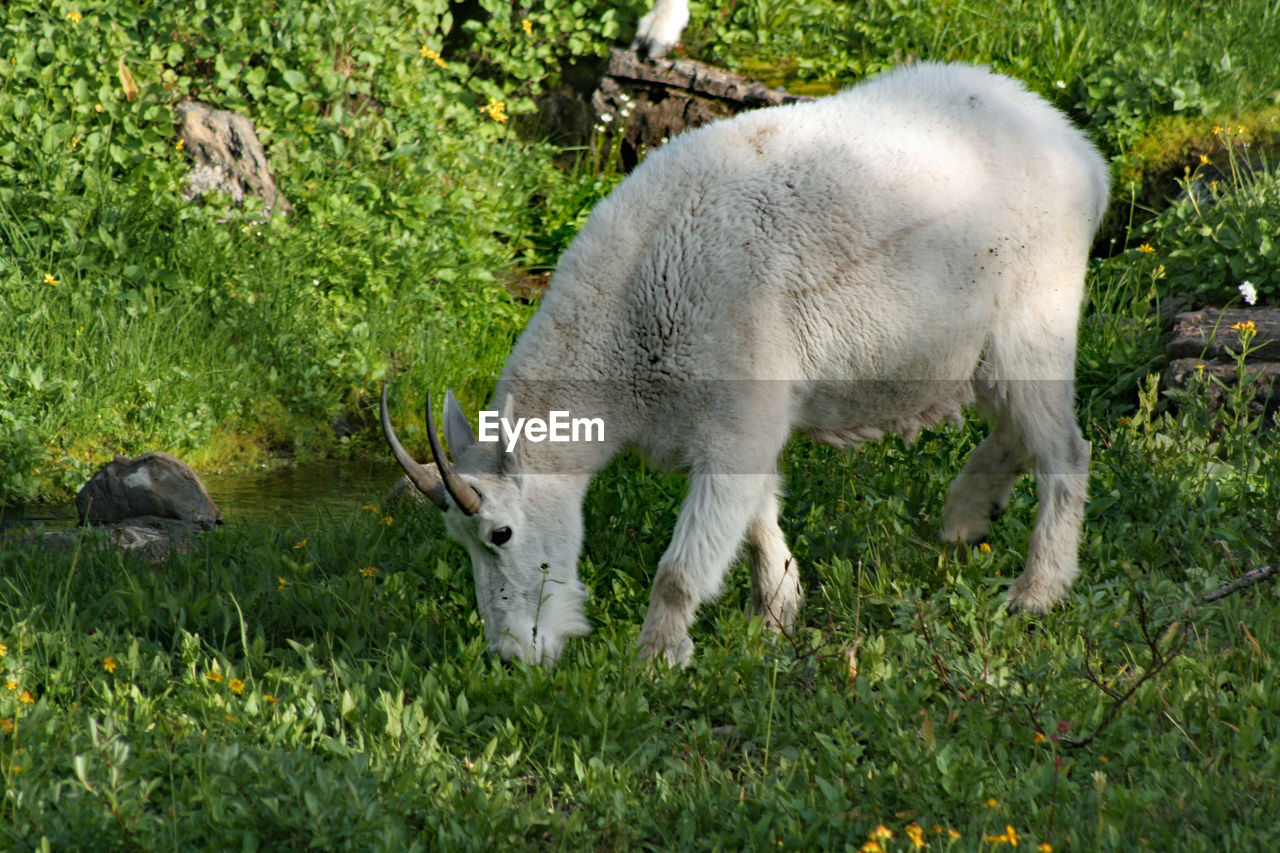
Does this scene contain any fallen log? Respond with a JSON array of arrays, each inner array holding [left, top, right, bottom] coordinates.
[[1166, 307, 1280, 361], [1162, 307, 1280, 417]]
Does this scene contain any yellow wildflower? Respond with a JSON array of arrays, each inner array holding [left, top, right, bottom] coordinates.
[[979, 541, 992, 553], [67, 11, 82, 22], [1006, 825, 1019, 847], [1231, 320, 1257, 335], [5, 679, 16, 691], [381, 516, 393, 526], [482, 98, 509, 123], [176, 138, 185, 151], [1213, 125, 1223, 134], [871, 825, 893, 841], [103, 656, 117, 673], [859, 842, 883, 853], [986, 833, 1010, 845], [1199, 153, 1211, 165], [1037, 844, 1053, 853], [361, 504, 379, 513], [262, 693, 279, 704], [278, 577, 287, 591], [205, 671, 224, 684], [1033, 731, 1046, 743], [228, 678, 245, 695], [360, 566, 378, 578], [44, 273, 59, 286], [420, 46, 447, 68], [1137, 244, 1154, 254], [522, 18, 533, 34], [0, 718, 13, 734], [0, 642, 7, 657], [1238, 125, 1247, 134], [1195, 363, 1205, 372], [906, 823, 926, 849], [947, 829, 961, 840], [18, 690, 34, 705], [293, 539, 307, 549], [984, 798, 1000, 809]]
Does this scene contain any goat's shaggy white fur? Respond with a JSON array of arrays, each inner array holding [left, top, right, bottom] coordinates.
[[398, 62, 1110, 666]]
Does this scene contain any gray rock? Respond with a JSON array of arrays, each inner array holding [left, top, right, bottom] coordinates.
[[76, 452, 222, 530], [30, 517, 206, 565]]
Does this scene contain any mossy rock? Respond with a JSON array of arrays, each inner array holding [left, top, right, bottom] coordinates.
[[1122, 108, 1280, 212]]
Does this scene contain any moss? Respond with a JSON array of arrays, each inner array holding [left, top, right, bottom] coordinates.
[[1122, 107, 1280, 205]]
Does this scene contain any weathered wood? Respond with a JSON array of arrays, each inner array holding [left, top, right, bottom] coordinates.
[[1162, 308, 1280, 417], [176, 100, 291, 220], [590, 48, 811, 169], [1164, 356, 1280, 407], [601, 48, 808, 107], [1166, 307, 1280, 361]]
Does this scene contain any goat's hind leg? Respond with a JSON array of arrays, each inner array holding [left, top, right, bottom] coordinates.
[[998, 379, 1089, 612], [942, 385, 1029, 546]]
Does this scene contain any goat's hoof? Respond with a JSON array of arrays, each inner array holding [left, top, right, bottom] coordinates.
[[941, 516, 990, 547], [1004, 573, 1069, 614], [638, 634, 694, 669]]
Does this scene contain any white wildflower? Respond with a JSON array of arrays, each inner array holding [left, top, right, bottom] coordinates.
[[600, 113, 613, 124], [1055, 80, 1066, 89], [1238, 280, 1257, 305]]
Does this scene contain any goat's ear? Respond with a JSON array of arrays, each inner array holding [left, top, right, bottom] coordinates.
[[496, 392, 524, 475], [443, 389, 477, 457]]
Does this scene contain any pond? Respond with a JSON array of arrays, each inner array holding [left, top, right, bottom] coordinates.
[[0, 459, 406, 532]]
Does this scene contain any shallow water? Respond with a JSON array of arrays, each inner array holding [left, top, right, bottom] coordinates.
[[0, 458, 406, 532]]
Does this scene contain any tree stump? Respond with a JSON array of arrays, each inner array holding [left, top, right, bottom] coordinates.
[[590, 48, 812, 170], [1163, 307, 1280, 417], [176, 100, 291, 220]]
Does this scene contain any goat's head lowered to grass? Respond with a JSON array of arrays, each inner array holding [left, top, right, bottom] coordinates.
[[384, 62, 1110, 667], [381, 387, 592, 664]]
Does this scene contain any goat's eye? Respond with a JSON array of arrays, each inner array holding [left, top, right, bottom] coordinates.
[[489, 526, 512, 546]]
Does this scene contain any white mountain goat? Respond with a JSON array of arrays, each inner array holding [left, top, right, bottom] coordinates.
[[632, 0, 689, 57], [383, 62, 1110, 667]]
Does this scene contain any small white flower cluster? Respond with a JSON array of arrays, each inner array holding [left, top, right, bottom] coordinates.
[[1239, 280, 1257, 305], [595, 93, 634, 135]]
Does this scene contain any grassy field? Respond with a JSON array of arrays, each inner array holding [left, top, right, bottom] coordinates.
[[3, 0, 1280, 849]]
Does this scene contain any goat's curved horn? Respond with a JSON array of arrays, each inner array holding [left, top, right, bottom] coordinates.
[[423, 389, 483, 515], [380, 384, 449, 511]]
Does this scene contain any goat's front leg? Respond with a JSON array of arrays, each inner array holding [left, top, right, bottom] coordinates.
[[747, 492, 802, 633], [638, 472, 775, 666]]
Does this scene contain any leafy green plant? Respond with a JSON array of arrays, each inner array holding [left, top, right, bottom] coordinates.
[[1137, 137, 1280, 305]]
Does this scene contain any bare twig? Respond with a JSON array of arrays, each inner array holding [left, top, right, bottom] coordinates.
[[1194, 565, 1277, 604], [1064, 566, 1274, 749], [913, 598, 969, 701]]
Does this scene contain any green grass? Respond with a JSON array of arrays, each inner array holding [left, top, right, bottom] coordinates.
[[2, 382, 1277, 849], [0, 0, 633, 503], [3, 0, 1280, 848]]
